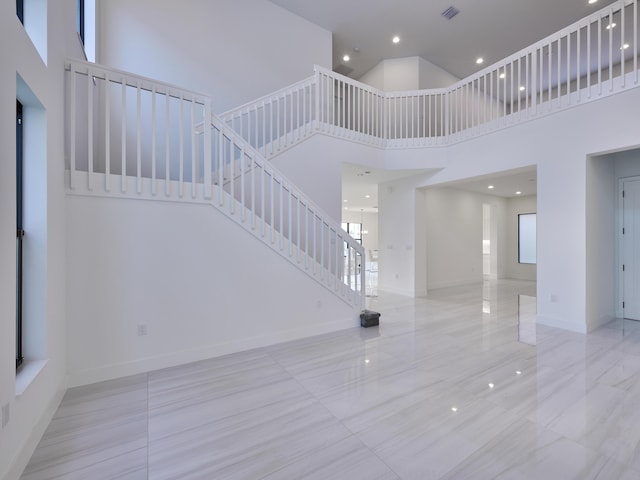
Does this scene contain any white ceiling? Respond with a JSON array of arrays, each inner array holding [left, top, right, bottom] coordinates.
[[432, 167, 538, 198], [270, 0, 619, 80], [342, 164, 437, 213], [341, 164, 537, 215], [270, 0, 596, 215]]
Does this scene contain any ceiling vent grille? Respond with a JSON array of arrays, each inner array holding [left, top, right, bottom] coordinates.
[[441, 6, 460, 20]]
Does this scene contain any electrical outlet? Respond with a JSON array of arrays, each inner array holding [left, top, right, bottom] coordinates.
[[137, 324, 148, 336], [2, 403, 10, 429]]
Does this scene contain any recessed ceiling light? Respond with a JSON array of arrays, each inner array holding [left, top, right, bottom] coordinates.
[[343, 55, 350, 62], [588, 0, 598, 4], [488, 185, 495, 189], [621, 43, 630, 50], [365, 194, 371, 198], [516, 370, 522, 375], [606, 22, 617, 30], [519, 86, 526, 91], [488, 383, 495, 389], [392, 36, 400, 44], [476, 57, 484, 64], [499, 72, 506, 79], [516, 191, 522, 195], [451, 406, 458, 412], [343, 199, 348, 203]]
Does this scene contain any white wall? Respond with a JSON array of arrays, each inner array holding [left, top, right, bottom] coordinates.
[[423, 188, 508, 290], [1, 1, 79, 478], [66, 195, 356, 387], [505, 195, 537, 281], [360, 57, 420, 91], [299, 85, 640, 332], [360, 56, 459, 91], [270, 134, 387, 221], [418, 57, 459, 89], [97, 0, 332, 113], [586, 156, 616, 331], [417, 88, 640, 333], [359, 61, 385, 91], [378, 175, 432, 296]]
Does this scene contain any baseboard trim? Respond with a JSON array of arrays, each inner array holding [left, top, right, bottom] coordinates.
[[67, 315, 357, 388], [5, 388, 66, 480], [537, 314, 587, 334], [586, 314, 616, 333]]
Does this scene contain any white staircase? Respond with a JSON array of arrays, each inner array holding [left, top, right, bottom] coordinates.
[[65, 60, 365, 309]]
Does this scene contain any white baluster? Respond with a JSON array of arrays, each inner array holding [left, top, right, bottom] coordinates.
[[121, 80, 127, 193], [151, 87, 157, 196], [69, 67, 76, 190], [87, 70, 93, 191], [105, 72, 111, 192]]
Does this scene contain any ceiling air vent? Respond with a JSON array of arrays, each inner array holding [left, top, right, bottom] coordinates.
[[441, 6, 460, 20]]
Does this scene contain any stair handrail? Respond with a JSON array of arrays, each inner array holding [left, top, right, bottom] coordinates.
[[66, 58, 365, 308], [220, 0, 639, 152]]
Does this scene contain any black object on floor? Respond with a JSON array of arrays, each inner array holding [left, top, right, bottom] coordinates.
[[360, 309, 380, 327]]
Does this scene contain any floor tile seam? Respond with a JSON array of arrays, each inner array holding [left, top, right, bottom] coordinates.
[[21, 444, 149, 478], [147, 377, 294, 406], [263, 347, 386, 458], [358, 422, 492, 480], [148, 362, 290, 390], [147, 375, 297, 412], [306, 364, 429, 402], [146, 347, 273, 379], [146, 394, 320, 445], [146, 371, 150, 478], [543, 414, 639, 461], [351, 437, 404, 480], [287, 354, 418, 386]]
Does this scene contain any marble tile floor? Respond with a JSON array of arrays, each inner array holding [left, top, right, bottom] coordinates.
[[19, 279, 640, 479]]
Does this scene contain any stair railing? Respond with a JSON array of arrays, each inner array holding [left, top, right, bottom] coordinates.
[[65, 59, 365, 308], [220, 0, 640, 153]]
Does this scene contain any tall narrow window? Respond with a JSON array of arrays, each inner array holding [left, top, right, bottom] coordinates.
[[518, 213, 537, 264], [16, 101, 24, 370], [77, 0, 85, 44], [16, 0, 24, 23]]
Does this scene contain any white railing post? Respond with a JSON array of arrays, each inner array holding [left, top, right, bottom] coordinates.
[[204, 98, 212, 199], [105, 71, 111, 192], [87, 69, 93, 191], [136, 82, 142, 194]]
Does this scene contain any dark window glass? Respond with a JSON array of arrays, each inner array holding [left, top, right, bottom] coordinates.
[[17, 0, 24, 24], [77, 0, 85, 44], [16, 101, 24, 370]]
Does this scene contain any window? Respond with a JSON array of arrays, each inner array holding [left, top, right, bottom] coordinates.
[[77, 0, 85, 44], [17, 0, 24, 23], [342, 222, 363, 243], [518, 213, 536, 264], [16, 101, 24, 370]]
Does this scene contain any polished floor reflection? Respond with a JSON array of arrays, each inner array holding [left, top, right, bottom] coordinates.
[[21, 280, 640, 479]]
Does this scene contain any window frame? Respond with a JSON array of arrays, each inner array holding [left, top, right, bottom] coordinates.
[[16, 100, 24, 370], [518, 213, 537, 265], [77, 0, 85, 45]]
